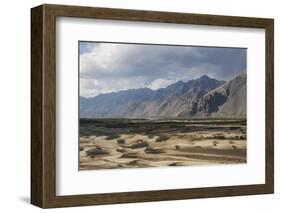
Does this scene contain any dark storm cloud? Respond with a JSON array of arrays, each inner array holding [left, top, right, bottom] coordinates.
[[80, 42, 246, 97]]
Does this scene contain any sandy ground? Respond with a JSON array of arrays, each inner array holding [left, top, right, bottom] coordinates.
[[79, 120, 246, 170]]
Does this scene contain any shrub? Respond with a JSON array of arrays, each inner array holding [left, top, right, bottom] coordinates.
[[144, 147, 163, 154], [147, 134, 154, 139], [86, 148, 109, 157], [117, 139, 125, 144], [116, 148, 126, 153], [232, 145, 238, 150], [240, 135, 246, 140], [130, 141, 149, 149], [213, 134, 226, 139], [175, 145, 180, 150], [105, 134, 120, 140], [121, 153, 138, 158]]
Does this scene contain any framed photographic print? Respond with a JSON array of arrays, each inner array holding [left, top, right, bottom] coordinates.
[[31, 4, 274, 208]]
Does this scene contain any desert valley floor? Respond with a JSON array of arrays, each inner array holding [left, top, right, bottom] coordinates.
[[79, 118, 247, 170]]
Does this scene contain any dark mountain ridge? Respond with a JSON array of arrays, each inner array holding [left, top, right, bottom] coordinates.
[[80, 74, 246, 118]]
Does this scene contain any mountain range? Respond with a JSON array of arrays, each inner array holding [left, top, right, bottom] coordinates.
[[80, 73, 246, 118]]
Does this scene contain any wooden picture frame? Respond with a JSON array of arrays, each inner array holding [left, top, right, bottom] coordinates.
[[31, 4, 274, 208]]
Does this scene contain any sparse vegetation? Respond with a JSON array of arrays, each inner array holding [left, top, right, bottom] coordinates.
[[213, 141, 218, 146], [117, 139, 125, 144], [175, 145, 180, 150], [213, 134, 226, 139], [232, 145, 238, 149], [240, 135, 246, 140], [169, 162, 179, 166], [147, 134, 154, 139], [129, 141, 149, 149], [121, 153, 139, 158], [145, 147, 164, 154], [79, 118, 247, 170], [105, 134, 120, 140], [116, 148, 126, 153], [86, 148, 109, 158]]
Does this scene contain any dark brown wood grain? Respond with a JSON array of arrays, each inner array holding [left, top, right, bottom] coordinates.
[[265, 20, 274, 193], [31, 5, 43, 207], [31, 4, 274, 208]]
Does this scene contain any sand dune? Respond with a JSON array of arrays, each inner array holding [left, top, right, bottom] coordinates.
[[79, 118, 246, 170]]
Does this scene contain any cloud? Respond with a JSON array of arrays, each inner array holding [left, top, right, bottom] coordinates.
[[147, 78, 176, 90], [80, 42, 246, 97]]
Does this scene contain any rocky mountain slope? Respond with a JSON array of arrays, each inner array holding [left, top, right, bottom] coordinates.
[[80, 74, 246, 118], [197, 73, 246, 116]]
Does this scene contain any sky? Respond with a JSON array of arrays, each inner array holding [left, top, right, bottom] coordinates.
[[79, 42, 246, 97]]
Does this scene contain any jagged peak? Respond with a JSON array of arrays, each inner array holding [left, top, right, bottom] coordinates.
[[198, 75, 211, 80]]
